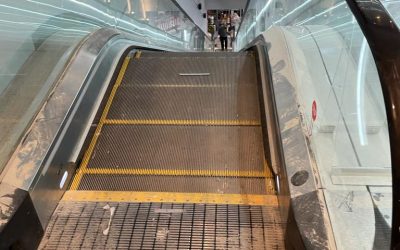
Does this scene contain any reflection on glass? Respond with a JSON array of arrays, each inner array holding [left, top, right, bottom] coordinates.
[[382, 0, 400, 27], [0, 0, 199, 177], [237, 0, 392, 249]]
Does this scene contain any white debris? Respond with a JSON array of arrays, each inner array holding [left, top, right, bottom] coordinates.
[[102, 204, 116, 235]]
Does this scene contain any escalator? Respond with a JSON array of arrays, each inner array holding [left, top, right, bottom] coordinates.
[[1, 0, 399, 249], [38, 50, 285, 249]]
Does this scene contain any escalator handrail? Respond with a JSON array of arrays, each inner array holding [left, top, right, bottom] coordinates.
[[251, 41, 308, 249], [345, 0, 400, 248]]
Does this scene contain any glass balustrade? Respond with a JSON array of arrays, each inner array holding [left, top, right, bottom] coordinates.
[[0, 0, 200, 176], [236, 0, 394, 249]]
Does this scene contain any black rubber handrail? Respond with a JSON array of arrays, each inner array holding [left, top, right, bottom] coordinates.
[[345, 0, 400, 248]]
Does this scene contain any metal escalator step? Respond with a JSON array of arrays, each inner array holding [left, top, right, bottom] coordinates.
[[107, 84, 260, 120], [140, 51, 254, 58], [77, 175, 271, 194], [86, 125, 266, 172], [122, 54, 257, 86], [39, 201, 285, 249]]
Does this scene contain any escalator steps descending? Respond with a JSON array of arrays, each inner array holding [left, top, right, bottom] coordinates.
[[39, 51, 285, 249]]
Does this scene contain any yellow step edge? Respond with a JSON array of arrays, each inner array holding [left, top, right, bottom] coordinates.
[[62, 191, 278, 206], [103, 119, 261, 126], [70, 56, 131, 190], [263, 158, 275, 192], [82, 168, 268, 178]]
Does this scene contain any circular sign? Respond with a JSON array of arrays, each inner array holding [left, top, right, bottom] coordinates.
[[312, 100, 317, 121]]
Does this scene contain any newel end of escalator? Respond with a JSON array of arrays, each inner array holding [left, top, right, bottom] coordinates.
[[0, 182, 43, 250]]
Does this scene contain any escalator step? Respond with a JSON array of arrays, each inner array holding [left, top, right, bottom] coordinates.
[[86, 125, 266, 172], [122, 53, 257, 86], [107, 84, 260, 121], [77, 175, 271, 194]]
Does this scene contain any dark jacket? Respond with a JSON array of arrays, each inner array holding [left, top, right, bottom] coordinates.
[[218, 26, 228, 38]]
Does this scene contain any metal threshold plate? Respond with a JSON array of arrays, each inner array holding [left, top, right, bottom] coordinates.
[[39, 201, 285, 249]]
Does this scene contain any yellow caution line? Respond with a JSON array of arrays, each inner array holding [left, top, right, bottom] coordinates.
[[70, 56, 131, 190], [83, 168, 267, 178], [104, 119, 261, 126], [62, 191, 278, 206]]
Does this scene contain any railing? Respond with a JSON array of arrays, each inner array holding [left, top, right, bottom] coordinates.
[[236, 0, 399, 249], [345, 1, 400, 247]]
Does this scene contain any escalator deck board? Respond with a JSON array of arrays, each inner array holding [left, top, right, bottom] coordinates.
[[39, 201, 284, 249]]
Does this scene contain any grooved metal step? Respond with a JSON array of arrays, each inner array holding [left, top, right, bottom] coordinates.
[[86, 125, 265, 172], [121, 53, 257, 86], [107, 84, 260, 120], [77, 175, 270, 194]]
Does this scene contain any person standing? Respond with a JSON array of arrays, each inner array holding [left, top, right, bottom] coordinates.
[[230, 12, 240, 47], [218, 23, 228, 51]]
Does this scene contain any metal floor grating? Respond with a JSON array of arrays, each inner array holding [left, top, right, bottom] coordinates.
[[39, 201, 285, 249]]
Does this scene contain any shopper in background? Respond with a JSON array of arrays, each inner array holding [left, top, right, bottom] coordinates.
[[230, 12, 240, 43], [198, 28, 205, 51], [231, 12, 241, 30], [218, 23, 228, 51]]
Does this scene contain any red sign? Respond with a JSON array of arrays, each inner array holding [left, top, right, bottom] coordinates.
[[312, 100, 317, 121]]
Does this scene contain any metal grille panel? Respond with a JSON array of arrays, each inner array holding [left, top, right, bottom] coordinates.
[[40, 202, 285, 249], [87, 125, 265, 172]]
